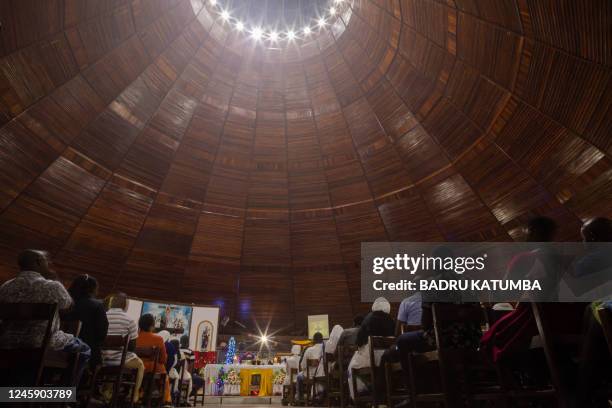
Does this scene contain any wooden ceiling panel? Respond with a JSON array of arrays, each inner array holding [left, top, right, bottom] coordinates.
[[292, 265, 353, 327], [181, 260, 238, 315], [190, 210, 245, 264], [523, 0, 611, 66], [66, 5, 135, 69], [236, 265, 294, 329], [454, 0, 523, 33], [421, 173, 508, 241], [376, 188, 445, 241], [290, 212, 342, 266], [456, 11, 522, 89], [0, 0, 63, 57], [0, 155, 106, 253], [0, 34, 78, 121]]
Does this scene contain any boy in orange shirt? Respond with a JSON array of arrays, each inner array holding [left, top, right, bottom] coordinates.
[[137, 314, 172, 406]]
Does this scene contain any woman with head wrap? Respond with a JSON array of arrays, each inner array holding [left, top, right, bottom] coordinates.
[[283, 344, 302, 386], [348, 297, 394, 400]]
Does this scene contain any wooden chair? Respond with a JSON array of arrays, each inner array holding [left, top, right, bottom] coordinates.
[[384, 360, 411, 408], [137, 346, 164, 408], [337, 344, 357, 408], [408, 303, 507, 408], [514, 302, 584, 408], [304, 358, 321, 405], [42, 318, 84, 388], [352, 336, 395, 407], [0, 303, 57, 386], [97, 334, 138, 408], [325, 352, 340, 407], [282, 367, 298, 406], [191, 366, 205, 408], [174, 358, 192, 407], [598, 306, 612, 356]]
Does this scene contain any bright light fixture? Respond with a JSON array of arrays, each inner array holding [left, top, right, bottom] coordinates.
[[269, 31, 279, 41], [287, 30, 296, 40], [303, 26, 311, 35], [330, 7, 337, 15], [236, 21, 244, 31], [334, 0, 343, 3], [260, 335, 268, 344], [318, 17, 326, 27], [220, 10, 230, 21], [251, 27, 263, 40], [210, 0, 217, 5]]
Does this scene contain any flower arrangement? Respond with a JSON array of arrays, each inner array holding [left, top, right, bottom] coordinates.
[[273, 369, 286, 385], [225, 368, 241, 385], [223, 368, 241, 395], [272, 369, 286, 395]]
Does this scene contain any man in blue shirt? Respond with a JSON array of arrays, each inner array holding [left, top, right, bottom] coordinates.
[[395, 292, 423, 336]]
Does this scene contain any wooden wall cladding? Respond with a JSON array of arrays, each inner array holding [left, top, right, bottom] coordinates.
[[0, 0, 610, 332]]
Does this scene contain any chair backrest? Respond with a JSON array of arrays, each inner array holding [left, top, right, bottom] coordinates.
[[0, 303, 58, 385], [368, 336, 395, 369], [598, 307, 612, 356], [102, 334, 130, 369], [306, 358, 320, 378], [136, 346, 160, 374]]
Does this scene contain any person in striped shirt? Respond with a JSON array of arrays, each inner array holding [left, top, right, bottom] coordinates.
[[103, 293, 144, 404]]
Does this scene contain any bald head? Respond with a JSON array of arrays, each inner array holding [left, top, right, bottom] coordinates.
[[106, 292, 128, 311], [581, 217, 612, 243], [18, 249, 51, 277]]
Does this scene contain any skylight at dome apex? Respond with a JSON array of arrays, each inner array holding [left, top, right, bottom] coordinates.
[[206, 0, 351, 45]]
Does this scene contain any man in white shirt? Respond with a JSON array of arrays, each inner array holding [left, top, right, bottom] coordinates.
[[0, 249, 91, 386], [103, 292, 144, 404], [283, 345, 301, 385], [297, 332, 324, 400]]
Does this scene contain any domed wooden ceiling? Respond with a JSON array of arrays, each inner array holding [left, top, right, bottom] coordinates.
[[0, 0, 610, 332]]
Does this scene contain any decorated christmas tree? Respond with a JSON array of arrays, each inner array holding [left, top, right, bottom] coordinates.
[[225, 336, 236, 364]]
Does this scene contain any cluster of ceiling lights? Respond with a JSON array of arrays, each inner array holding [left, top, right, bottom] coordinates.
[[208, 0, 346, 43]]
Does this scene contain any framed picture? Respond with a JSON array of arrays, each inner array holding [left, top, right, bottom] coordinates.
[[195, 320, 214, 351], [141, 302, 193, 337]]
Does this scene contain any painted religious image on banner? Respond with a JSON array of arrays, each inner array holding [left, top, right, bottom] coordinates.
[[141, 302, 193, 337], [195, 320, 214, 351]]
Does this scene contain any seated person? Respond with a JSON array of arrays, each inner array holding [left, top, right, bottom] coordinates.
[[158, 330, 180, 391], [324, 325, 343, 373], [337, 315, 363, 368], [103, 293, 144, 405], [395, 292, 422, 336], [64, 274, 108, 369], [137, 314, 172, 407], [179, 335, 204, 397], [338, 315, 363, 348], [297, 332, 325, 400], [348, 297, 394, 400], [283, 345, 301, 386], [0, 249, 90, 387]]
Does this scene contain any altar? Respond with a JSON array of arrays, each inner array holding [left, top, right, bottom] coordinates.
[[203, 364, 285, 396]]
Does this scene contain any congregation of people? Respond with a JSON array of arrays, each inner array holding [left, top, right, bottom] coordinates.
[[281, 216, 612, 407], [0, 250, 203, 407], [0, 216, 610, 408]]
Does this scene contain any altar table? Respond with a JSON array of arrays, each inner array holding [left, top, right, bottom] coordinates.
[[203, 364, 283, 396]]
